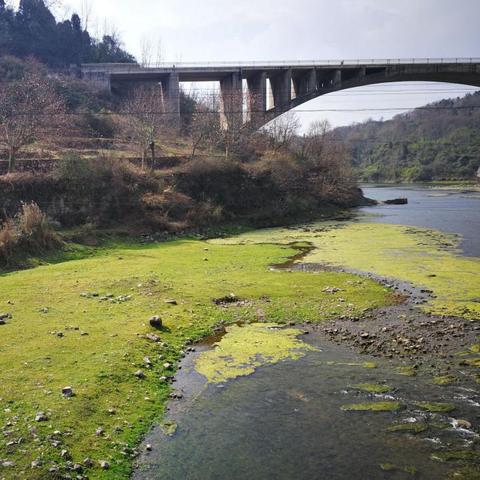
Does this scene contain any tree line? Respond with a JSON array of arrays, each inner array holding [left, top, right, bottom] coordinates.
[[0, 0, 134, 67], [335, 92, 480, 182]]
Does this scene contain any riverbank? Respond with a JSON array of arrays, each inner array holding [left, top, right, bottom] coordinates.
[[0, 236, 391, 479], [1, 187, 479, 478]]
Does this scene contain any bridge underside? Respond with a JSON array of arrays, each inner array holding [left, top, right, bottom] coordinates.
[[81, 62, 480, 129]]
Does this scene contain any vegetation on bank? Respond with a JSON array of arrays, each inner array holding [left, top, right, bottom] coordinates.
[[214, 222, 480, 320], [335, 91, 480, 183], [0, 236, 392, 479], [0, 201, 60, 267]]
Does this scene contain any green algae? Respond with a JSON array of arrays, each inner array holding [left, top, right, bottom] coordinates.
[[431, 375, 457, 386], [352, 383, 391, 394], [448, 466, 480, 479], [431, 450, 480, 462], [195, 323, 317, 384], [340, 401, 403, 412], [326, 361, 377, 369], [413, 401, 456, 413], [161, 421, 178, 436], [465, 358, 480, 368], [470, 344, 480, 354], [396, 366, 417, 377], [387, 422, 428, 434], [213, 222, 480, 320]]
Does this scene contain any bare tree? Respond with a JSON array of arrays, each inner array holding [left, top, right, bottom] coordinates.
[[301, 119, 331, 159], [119, 84, 171, 170], [216, 89, 255, 160], [264, 112, 300, 152], [140, 37, 153, 67], [189, 102, 220, 159], [0, 65, 67, 172], [80, 0, 93, 30]]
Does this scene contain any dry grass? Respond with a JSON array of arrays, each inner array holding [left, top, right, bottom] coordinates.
[[0, 202, 59, 266]]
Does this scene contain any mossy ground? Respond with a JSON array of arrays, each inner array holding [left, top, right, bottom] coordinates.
[[0, 237, 390, 479], [214, 222, 480, 320]]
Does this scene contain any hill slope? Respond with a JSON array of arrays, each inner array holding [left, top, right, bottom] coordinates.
[[335, 91, 480, 182]]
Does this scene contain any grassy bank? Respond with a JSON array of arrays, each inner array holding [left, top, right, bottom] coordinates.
[[0, 237, 392, 479], [215, 222, 480, 320]]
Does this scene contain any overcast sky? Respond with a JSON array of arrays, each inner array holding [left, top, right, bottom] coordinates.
[[13, 0, 480, 127]]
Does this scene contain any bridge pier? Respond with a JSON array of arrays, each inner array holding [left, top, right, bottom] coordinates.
[[293, 68, 317, 98], [270, 69, 292, 113], [161, 72, 181, 128], [220, 72, 243, 130], [246, 72, 267, 127]]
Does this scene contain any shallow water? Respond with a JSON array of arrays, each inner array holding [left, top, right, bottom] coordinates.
[[359, 184, 480, 257], [134, 332, 479, 480]]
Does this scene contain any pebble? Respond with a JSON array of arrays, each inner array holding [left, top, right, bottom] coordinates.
[[62, 386, 74, 398], [149, 316, 163, 329], [35, 412, 48, 422]]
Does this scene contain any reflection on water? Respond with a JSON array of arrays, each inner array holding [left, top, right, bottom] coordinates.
[[134, 333, 479, 480], [359, 184, 480, 257]]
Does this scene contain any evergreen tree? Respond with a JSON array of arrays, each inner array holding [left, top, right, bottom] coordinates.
[[0, 0, 135, 67]]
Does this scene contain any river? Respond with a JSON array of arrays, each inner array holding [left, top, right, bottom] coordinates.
[[132, 184, 480, 480], [359, 184, 480, 257]]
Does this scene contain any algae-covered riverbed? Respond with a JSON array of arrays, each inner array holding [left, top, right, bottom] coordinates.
[[1, 185, 479, 479]]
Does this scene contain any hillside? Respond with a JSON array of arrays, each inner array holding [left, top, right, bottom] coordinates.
[[335, 91, 480, 182]]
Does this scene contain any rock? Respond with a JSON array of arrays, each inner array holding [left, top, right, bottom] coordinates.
[[384, 198, 408, 205], [60, 449, 71, 459], [163, 362, 172, 369], [164, 299, 178, 305], [83, 458, 94, 468], [95, 427, 104, 436], [455, 419, 472, 429], [99, 460, 110, 470], [149, 316, 163, 329], [0, 312, 12, 320], [145, 333, 161, 342], [169, 391, 183, 399], [143, 356, 152, 367], [62, 386, 74, 398], [134, 370, 146, 379], [2, 460, 16, 467], [35, 412, 48, 422], [146, 444, 153, 451]]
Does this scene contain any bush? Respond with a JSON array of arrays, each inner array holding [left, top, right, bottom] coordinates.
[[0, 202, 60, 267]]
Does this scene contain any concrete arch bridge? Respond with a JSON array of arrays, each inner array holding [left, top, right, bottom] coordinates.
[[80, 58, 480, 129]]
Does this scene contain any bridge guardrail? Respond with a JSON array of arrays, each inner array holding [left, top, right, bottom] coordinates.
[[80, 58, 480, 73]]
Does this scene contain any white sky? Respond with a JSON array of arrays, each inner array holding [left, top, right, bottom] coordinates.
[[11, 0, 480, 127]]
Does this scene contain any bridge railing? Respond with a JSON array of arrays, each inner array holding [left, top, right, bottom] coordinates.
[[81, 58, 480, 72]]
